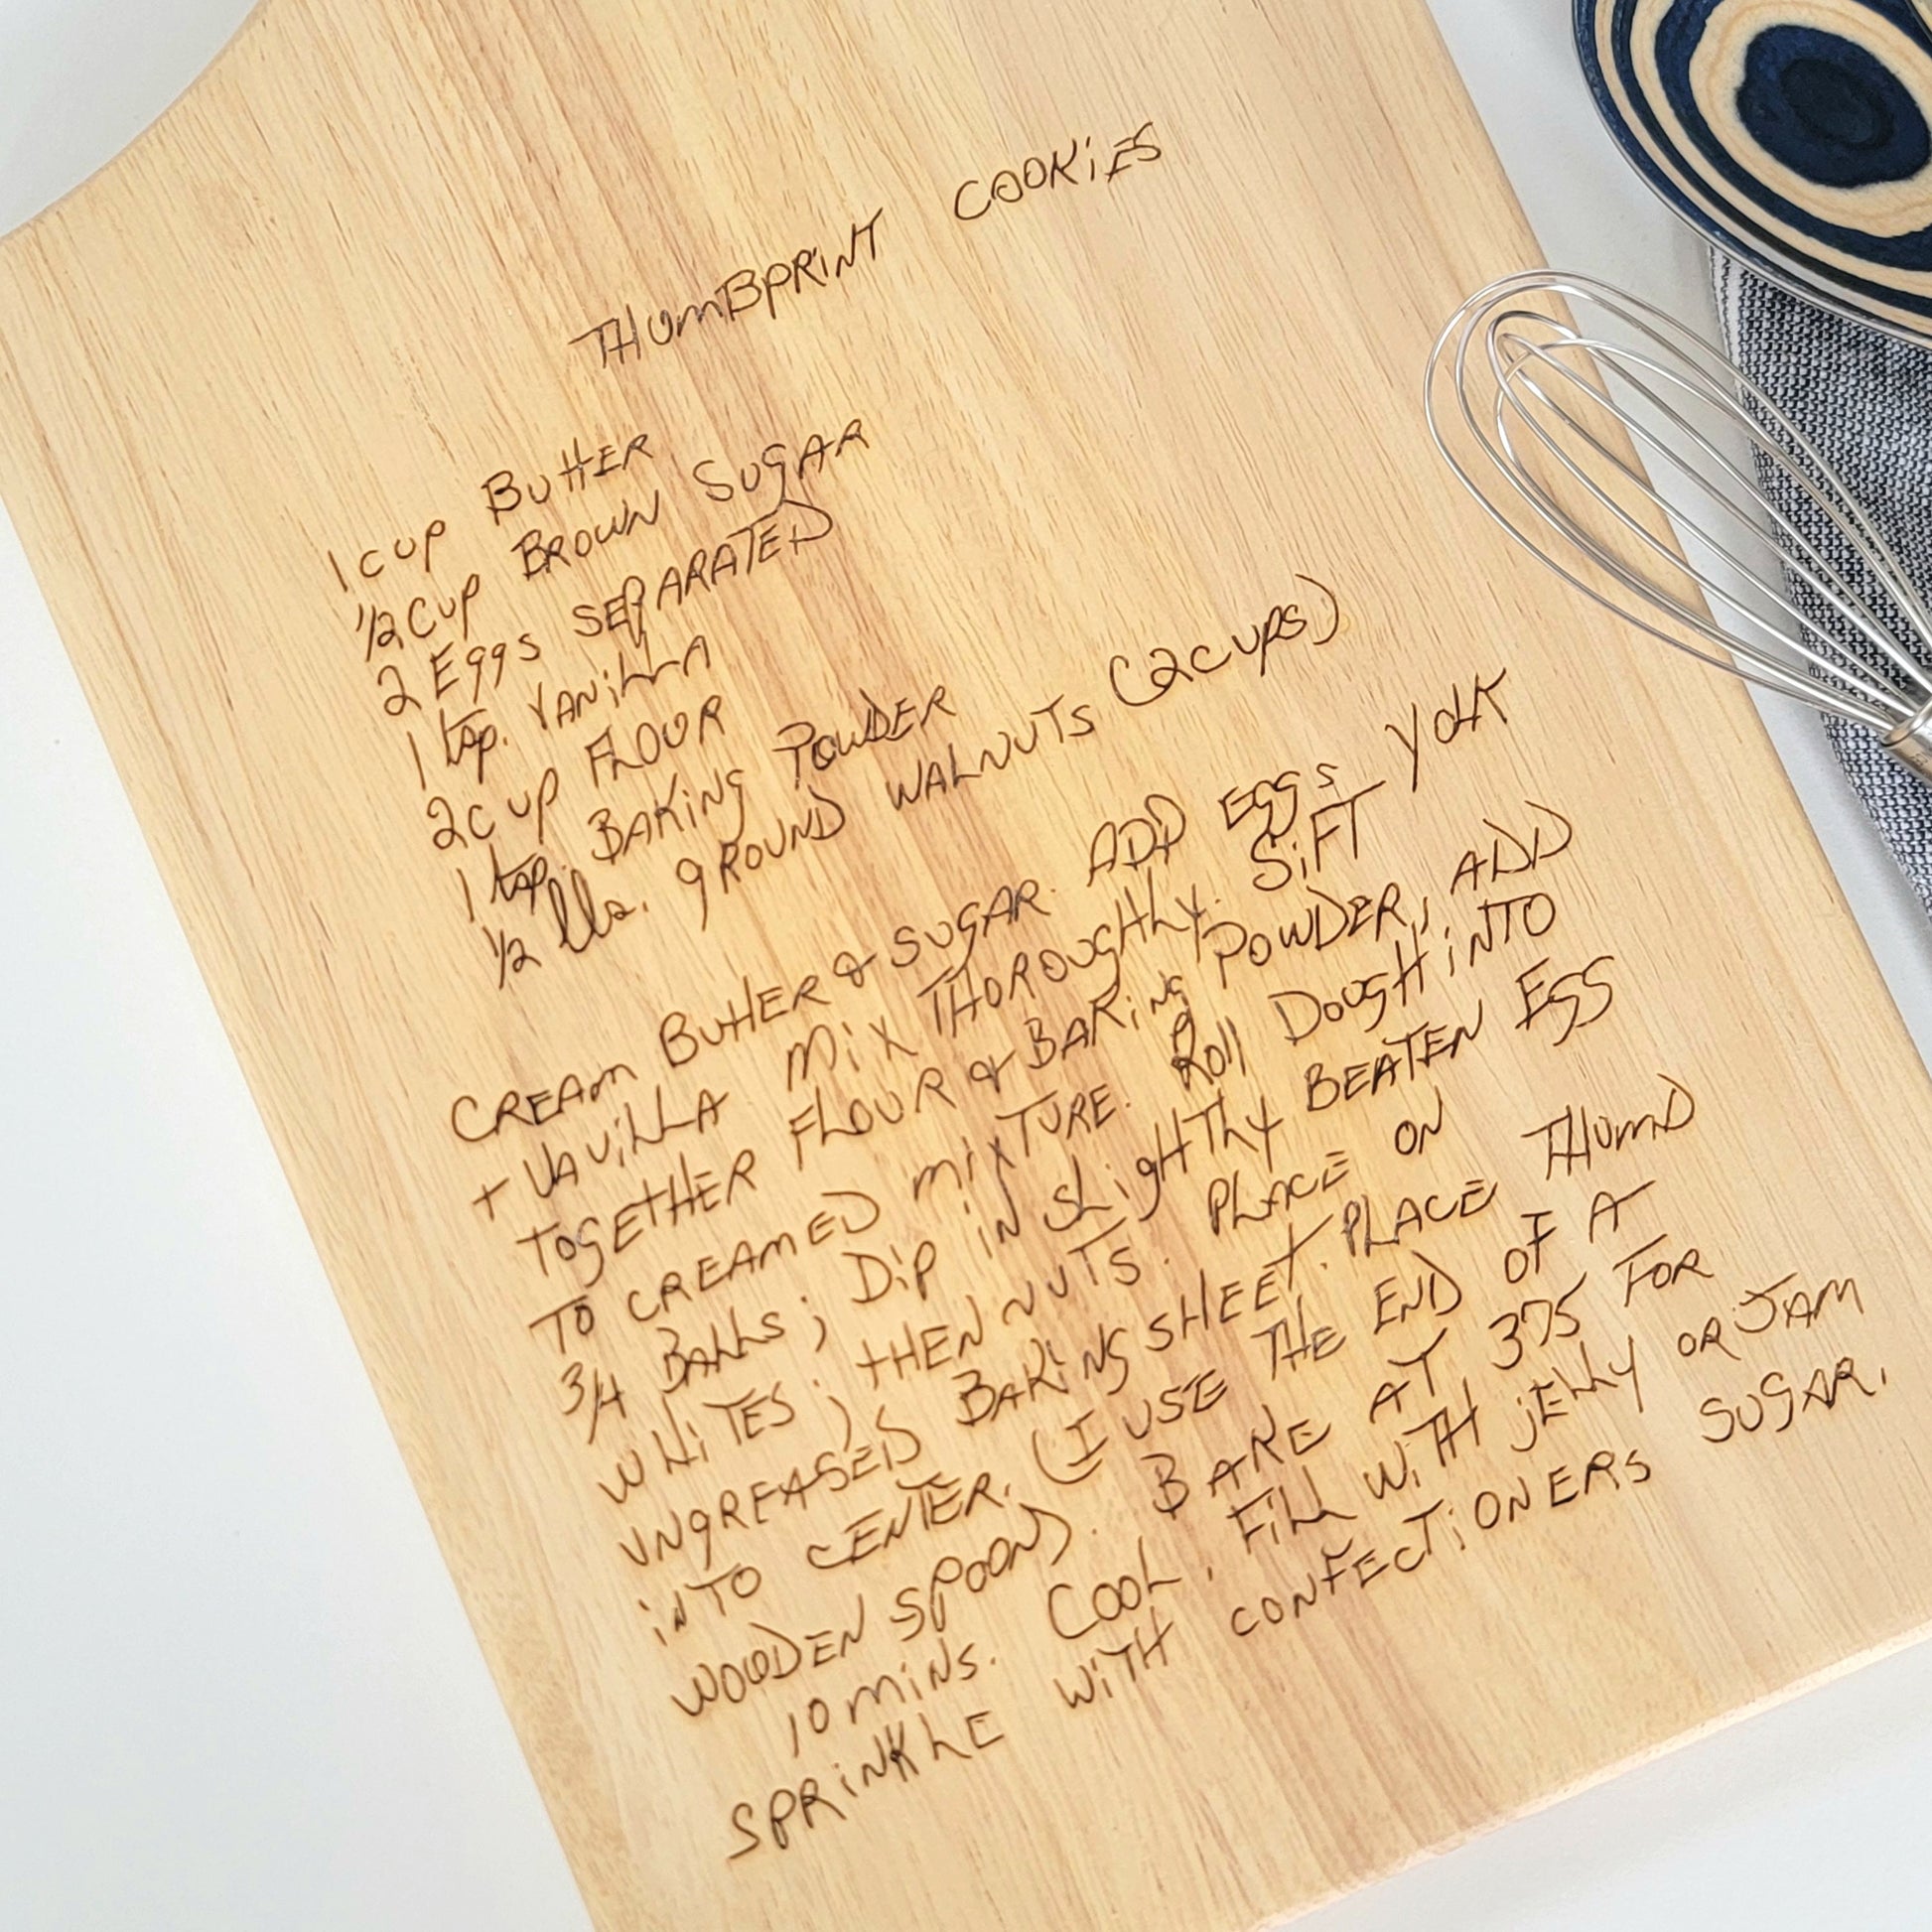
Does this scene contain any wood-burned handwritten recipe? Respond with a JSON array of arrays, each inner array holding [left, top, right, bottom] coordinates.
[[6, 3, 1932, 1927]]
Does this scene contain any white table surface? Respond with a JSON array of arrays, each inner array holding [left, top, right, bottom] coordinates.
[[7, 3, 1932, 1926]]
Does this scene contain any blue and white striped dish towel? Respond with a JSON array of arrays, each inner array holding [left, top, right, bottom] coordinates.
[[1714, 251, 1932, 915]]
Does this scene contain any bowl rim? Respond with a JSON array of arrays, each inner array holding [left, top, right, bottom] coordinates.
[[1572, 0, 1932, 345]]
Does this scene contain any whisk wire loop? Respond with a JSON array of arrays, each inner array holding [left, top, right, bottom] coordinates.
[[1426, 271, 1932, 768], [1492, 339, 1913, 718], [1518, 328, 1930, 696]]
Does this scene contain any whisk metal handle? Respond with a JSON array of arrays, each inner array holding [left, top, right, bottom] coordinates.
[[1884, 701, 1932, 784]]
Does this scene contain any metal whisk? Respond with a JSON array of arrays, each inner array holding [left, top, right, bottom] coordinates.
[[1425, 270, 1932, 781]]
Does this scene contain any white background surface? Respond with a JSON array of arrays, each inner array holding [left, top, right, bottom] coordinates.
[[6, 2, 1932, 1926]]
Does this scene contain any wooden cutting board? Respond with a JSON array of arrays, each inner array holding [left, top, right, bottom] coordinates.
[[4, 1, 1930, 1925]]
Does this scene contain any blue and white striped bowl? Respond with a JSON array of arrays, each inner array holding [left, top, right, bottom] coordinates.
[[1578, 0, 1932, 337]]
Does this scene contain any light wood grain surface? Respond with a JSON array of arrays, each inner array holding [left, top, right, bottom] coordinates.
[[3, 1, 1931, 1926]]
